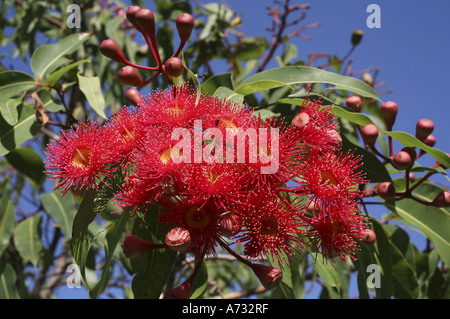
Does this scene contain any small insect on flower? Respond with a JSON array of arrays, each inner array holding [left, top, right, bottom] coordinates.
[[44, 120, 120, 196]]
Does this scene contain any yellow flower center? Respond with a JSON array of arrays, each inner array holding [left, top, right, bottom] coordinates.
[[73, 148, 91, 167], [160, 146, 183, 164]]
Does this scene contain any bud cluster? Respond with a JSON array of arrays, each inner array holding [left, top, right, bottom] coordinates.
[[99, 5, 195, 103]]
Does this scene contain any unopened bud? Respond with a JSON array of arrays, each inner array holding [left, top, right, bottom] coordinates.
[[351, 29, 364, 46], [250, 263, 283, 290], [121, 235, 162, 258], [220, 214, 241, 237], [126, 6, 142, 29], [423, 134, 436, 147], [164, 57, 184, 77], [392, 151, 412, 170], [119, 66, 144, 86], [292, 112, 310, 129], [415, 118, 434, 142], [380, 101, 398, 130], [359, 228, 376, 245], [377, 182, 395, 201], [346, 95, 362, 112], [124, 88, 143, 106], [100, 39, 128, 64], [169, 280, 192, 299], [135, 8, 156, 36], [361, 124, 379, 146], [432, 190, 450, 207], [165, 227, 192, 252], [176, 13, 195, 42]]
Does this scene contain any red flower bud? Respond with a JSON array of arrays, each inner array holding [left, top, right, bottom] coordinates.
[[346, 95, 362, 112], [100, 39, 128, 64], [292, 112, 310, 129], [121, 235, 163, 258], [119, 66, 144, 86], [380, 101, 398, 130], [124, 88, 143, 106], [415, 118, 434, 142], [359, 228, 377, 245], [169, 280, 192, 299], [250, 263, 283, 290], [220, 214, 241, 237], [401, 147, 416, 164], [361, 124, 378, 146], [126, 5, 142, 29], [135, 8, 156, 36], [432, 190, 450, 207], [165, 227, 192, 252], [377, 182, 395, 201], [392, 151, 412, 170], [176, 13, 194, 42], [423, 134, 436, 147], [164, 57, 184, 77]]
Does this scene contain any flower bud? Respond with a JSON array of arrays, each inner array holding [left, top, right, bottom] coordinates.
[[415, 118, 434, 142], [423, 134, 436, 147], [432, 190, 450, 207], [135, 8, 156, 36], [351, 29, 364, 46], [119, 66, 144, 86], [176, 13, 195, 42], [361, 123, 378, 146], [169, 280, 192, 299], [126, 5, 142, 29], [401, 147, 416, 164], [359, 228, 376, 245], [380, 101, 398, 130], [250, 263, 283, 290], [100, 39, 128, 64], [220, 214, 241, 237], [165, 227, 192, 252], [164, 57, 184, 77], [124, 88, 143, 106], [292, 112, 310, 129], [346, 95, 362, 112], [432, 153, 450, 169], [121, 235, 162, 258], [392, 151, 412, 170], [377, 182, 395, 201]]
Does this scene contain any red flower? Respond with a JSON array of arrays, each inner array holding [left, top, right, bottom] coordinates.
[[44, 121, 119, 195], [292, 150, 366, 202], [307, 199, 368, 263], [231, 191, 306, 265], [291, 95, 339, 153]]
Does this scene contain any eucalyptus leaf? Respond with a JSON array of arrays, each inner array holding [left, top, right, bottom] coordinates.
[[77, 73, 107, 119], [5, 147, 46, 189], [0, 193, 15, 257], [39, 191, 76, 241], [0, 71, 36, 99], [13, 214, 44, 267]]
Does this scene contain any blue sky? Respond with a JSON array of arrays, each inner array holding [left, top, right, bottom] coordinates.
[[2, 0, 449, 299]]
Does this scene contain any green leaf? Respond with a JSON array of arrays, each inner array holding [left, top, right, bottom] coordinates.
[[387, 183, 450, 267], [0, 71, 36, 99], [0, 263, 20, 299], [213, 87, 244, 105], [13, 214, 43, 267], [77, 73, 107, 119], [390, 243, 419, 298], [35, 89, 64, 113], [201, 73, 234, 95], [310, 251, 341, 292], [39, 191, 76, 241], [235, 66, 380, 101], [5, 147, 46, 189], [44, 59, 90, 87], [131, 207, 177, 299], [0, 98, 20, 126], [30, 32, 90, 80], [89, 212, 128, 299], [341, 134, 393, 183], [0, 104, 39, 156], [0, 193, 15, 257], [190, 260, 208, 299]]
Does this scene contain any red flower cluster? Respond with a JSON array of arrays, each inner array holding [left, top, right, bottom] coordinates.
[[44, 85, 369, 295]]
